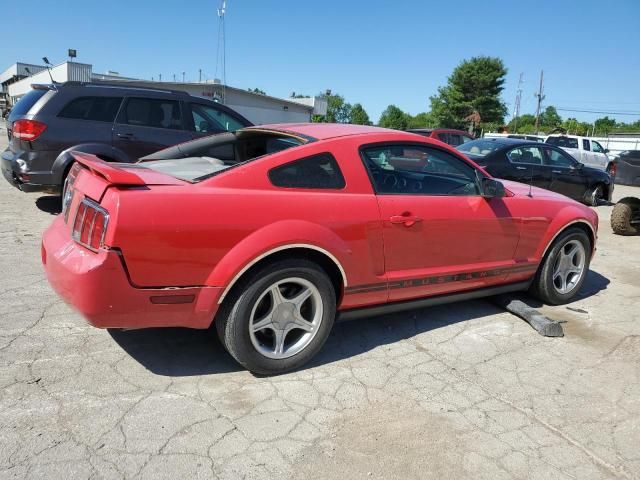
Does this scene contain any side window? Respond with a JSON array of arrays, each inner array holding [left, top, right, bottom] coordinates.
[[591, 141, 604, 153], [269, 153, 345, 189], [582, 139, 591, 151], [58, 96, 123, 122], [448, 134, 463, 146], [191, 104, 245, 133], [361, 144, 479, 196], [506, 146, 544, 165], [544, 148, 575, 168], [436, 133, 449, 144], [120, 97, 182, 129]]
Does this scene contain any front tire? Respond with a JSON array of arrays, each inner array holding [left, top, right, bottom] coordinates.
[[215, 259, 336, 375], [584, 183, 604, 206], [530, 228, 591, 305]]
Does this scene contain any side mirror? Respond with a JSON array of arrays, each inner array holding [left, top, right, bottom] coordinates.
[[604, 149, 610, 154], [481, 177, 505, 198]]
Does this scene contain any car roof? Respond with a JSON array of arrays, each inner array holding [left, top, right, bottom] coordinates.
[[246, 123, 413, 141]]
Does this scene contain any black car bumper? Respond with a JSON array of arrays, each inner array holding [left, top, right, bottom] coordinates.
[[1, 148, 61, 193]]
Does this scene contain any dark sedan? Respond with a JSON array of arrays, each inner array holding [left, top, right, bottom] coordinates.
[[613, 150, 640, 186], [457, 138, 613, 206]]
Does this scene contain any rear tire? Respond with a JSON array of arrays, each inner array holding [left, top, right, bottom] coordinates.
[[530, 228, 592, 305], [215, 259, 336, 375], [611, 200, 639, 236]]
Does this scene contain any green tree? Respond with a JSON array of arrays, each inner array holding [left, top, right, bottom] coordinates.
[[594, 116, 616, 135], [508, 113, 536, 133], [350, 103, 371, 125], [248, 88, 266, 95], [430, 56, 508, 130], [406, 112, 435, 129], [540, 106, 562, 130], [378, 105, 409, 130], [312, 93, 352, 123]]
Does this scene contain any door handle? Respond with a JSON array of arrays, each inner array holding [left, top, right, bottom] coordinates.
[[551, 170, 562, 174], [116, 132, 134, 139], [390, 212, 422, 227], [515, 166, 528, 171]]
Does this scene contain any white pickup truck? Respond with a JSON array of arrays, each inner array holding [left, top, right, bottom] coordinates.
[[545, 135, 615, 175]]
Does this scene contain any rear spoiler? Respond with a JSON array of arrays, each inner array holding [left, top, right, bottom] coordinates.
[[70, 151, 146, 186]]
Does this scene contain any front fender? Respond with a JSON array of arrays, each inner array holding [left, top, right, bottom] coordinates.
[[535, 205, 598, 260], [205, 220, 353, 300], [51, 143, 134, 185]]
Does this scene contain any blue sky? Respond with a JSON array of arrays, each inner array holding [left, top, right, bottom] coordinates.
[[4, 0, 640, 124]]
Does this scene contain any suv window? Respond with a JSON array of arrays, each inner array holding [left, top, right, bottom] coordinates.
[[544, 147, 575, 168], [8, 89, 47, 120], [191, 103, 245, 133], [546, 136, 579, 149], [507, 146, 544, 165], [119, 97, 182, 129], [361, 144, 479, 195], [592, 141, 604, 153], [58, 96, 123, 122], [269, 153, 345, 189], [582, 139, 590, 151]]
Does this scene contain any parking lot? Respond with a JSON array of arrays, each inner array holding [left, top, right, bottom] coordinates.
[[0, 124, 639, 480]]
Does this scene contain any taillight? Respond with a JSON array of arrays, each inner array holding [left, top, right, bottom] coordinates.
[[609, 162, 617, 177], [12, 119, 47, 141], [71, 198, 109, 252], [62, 162, 83, 223]]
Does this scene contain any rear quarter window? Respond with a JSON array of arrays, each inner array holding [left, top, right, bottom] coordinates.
[[8, 89, 48, 120], [269, 153, 345, 189], [58, 96, 123, 122]]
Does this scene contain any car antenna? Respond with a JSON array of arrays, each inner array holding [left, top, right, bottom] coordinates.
[[42, 57, 58, 90]]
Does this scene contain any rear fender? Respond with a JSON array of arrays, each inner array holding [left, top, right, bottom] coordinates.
[[206, 220, 352, 303], [52, 143, 134, 185]]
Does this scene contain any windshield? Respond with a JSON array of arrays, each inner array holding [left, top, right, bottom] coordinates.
[[456, 139, 504, 157], [546, 136, 579, 149], [8, 89, 48, 121]]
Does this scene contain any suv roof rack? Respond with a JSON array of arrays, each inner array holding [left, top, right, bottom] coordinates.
[[60, 81, 191, 96]]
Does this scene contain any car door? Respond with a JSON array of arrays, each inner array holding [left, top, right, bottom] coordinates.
[[542, 146, 587, 200], [112, 96, 194, 160], [187, 102, 249, 138], [360, 143, 521, 303], [504, 145, 551, 189], [590, 140, 608, 170], [581, 138, 596, 168]]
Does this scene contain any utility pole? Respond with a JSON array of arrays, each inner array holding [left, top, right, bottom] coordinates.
[[182, 71, 185, 83], [173, 73, 176, 82], [512, 73, 524, 133], [159, 74, 162, 82], [534, 70, 545, 134], [199, 69, 202, 83]]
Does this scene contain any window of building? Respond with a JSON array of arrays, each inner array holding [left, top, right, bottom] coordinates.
[[58, 96, 123, 122], [269, 153, 345, 189]]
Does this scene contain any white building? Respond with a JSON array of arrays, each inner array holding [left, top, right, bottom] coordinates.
[[1, 61, 327, 124]]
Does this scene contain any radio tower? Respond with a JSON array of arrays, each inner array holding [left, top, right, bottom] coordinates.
[[214, 0, 227, 103], [512, 73, 523, 133]]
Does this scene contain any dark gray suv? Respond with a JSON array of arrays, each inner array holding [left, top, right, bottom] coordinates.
[[2, 82, 252, 193]]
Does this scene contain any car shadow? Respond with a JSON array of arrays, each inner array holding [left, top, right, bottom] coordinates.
[[108, 299, 503, 377], [107, 270, 610, 377], [35, 195, 61, 215]]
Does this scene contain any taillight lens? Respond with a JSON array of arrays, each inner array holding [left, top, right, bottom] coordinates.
[[71, 198, 109, 252], [62, 162, 83, 223], [12, 119, 47, 141]]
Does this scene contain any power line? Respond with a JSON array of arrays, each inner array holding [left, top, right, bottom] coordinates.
[[556, 107, 640, 116]]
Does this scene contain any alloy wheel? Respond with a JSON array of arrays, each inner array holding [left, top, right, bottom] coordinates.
[[248, 277, 323, 359], [552, 239, 586, 295]]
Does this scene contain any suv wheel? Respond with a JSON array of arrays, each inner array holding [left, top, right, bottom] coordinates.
[[530, 228, 591, 305], [216, 259, 336, 374]]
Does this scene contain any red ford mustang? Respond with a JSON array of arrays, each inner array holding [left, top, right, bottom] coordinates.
[[42, 124, 598, 374]]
